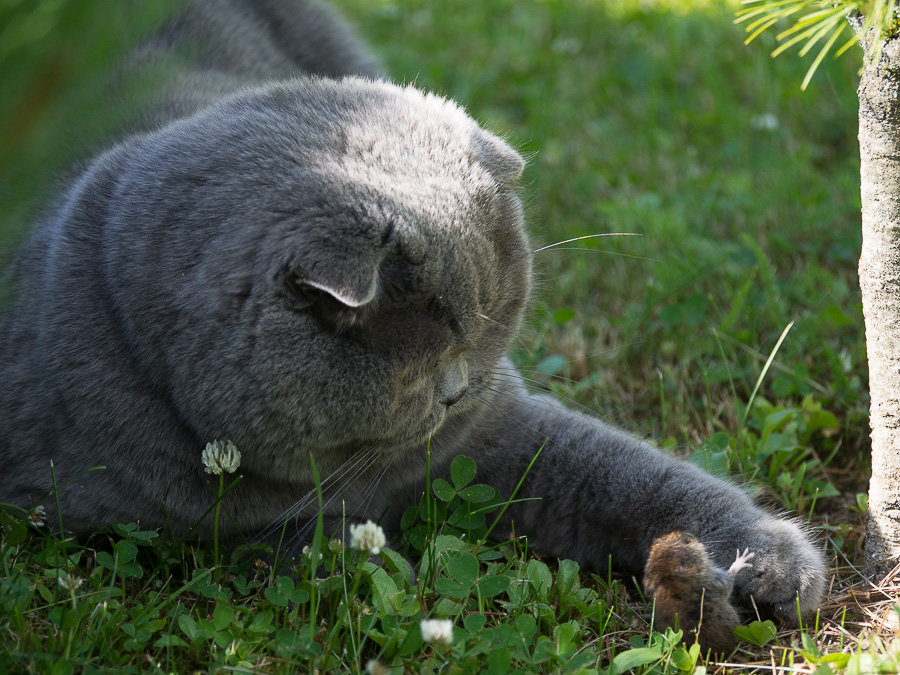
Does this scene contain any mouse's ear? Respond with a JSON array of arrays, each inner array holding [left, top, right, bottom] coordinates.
[[471, 128, 525, 185]]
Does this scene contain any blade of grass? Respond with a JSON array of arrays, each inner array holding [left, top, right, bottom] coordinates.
[[741, 321, 795, 429]]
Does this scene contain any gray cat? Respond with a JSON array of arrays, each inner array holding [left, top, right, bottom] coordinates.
[[0, 0, 824, 628]]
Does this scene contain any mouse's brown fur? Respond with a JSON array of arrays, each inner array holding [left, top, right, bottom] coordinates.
[[643, 531, 754, 653]]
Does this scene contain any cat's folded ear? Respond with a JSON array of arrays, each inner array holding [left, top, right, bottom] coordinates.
[[294, 261, 379, 308], [471, 129, 525, 185], [287, 247, 384, 308], [297, 274, 376, 307]]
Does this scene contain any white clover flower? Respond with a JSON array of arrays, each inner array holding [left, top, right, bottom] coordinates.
[[57, 573, 84, 593], [420, 618, 453, 645], [28, 505, 46, 528], [365, 660, 387, 675], [301, 545, 323, 563], [201, 440, 241, 475], [348, 520, 386, 555]]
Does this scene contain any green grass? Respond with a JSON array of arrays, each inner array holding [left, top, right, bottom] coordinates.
[[3, 453, 892, 673], [1, 0, 895, 672]]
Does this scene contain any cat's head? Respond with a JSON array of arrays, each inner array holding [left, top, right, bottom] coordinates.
[[104, 77, 530, 479]]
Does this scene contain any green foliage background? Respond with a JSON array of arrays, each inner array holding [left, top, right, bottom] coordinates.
[[0, 1, 178, 259]]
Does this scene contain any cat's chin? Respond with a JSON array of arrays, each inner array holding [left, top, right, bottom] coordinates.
[[370, 421, 446, 456], [382, 430, 436, 455], [373, 403, 452, 453]]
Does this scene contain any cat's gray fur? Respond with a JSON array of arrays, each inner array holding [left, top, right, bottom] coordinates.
[[0, 0, 825, 623]]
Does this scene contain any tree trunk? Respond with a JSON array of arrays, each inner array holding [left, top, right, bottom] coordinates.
[[858, 36, 900, 579]]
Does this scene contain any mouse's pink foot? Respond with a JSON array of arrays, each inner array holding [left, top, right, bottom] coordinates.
[[728, 547, 755, 575]]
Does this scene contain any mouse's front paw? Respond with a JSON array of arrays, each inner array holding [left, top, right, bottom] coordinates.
[[729, 517, 826, 623]]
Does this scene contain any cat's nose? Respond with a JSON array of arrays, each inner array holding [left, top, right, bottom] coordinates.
[[441, 386, 468, 407], [439, 355, 468, 407]]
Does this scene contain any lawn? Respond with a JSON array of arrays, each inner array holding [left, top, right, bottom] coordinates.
[[1, 0, 895, 672]]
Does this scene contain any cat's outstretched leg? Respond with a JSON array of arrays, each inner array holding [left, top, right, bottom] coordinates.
[[444, 364, 827, 624]]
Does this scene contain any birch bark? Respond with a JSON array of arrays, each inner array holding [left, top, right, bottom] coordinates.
[[858, 35, 900, 577]]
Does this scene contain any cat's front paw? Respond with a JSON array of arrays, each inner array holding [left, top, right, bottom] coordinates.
[[725, 517, 826, 623]]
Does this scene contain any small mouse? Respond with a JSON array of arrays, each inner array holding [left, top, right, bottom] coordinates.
[[642, 531, 755, 653]]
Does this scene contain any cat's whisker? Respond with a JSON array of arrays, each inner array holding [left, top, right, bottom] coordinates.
[[485, 366, 635, 434], [260, 491, 315, 541], [284, 520, 318, 554], [492, 375, 582, 398], [278, 458, 367, 522], [315, 449, 378, 492], [505, 372, 603, 402], [267, 445, 388, 555], [259, 445, 381, 540], [492, 357, 638, 413], [280, 449, 391, 552], [354, 457, 393, 519], [516, 372, 583, 388], [533, 232, 641, 254], [477, 312, 509, 329], [314, 447, 382, 515], [536, 247, 660, 262], [488, 372, 637, 432], [471, 385, 566, 445]]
